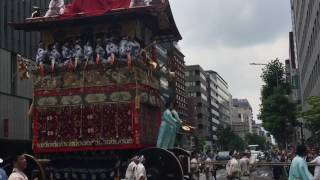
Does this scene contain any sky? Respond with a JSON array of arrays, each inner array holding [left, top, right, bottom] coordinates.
[[170, 0, 292, 122]]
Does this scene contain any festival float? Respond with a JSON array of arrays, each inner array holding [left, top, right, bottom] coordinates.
[[10, 0, 191, 179]]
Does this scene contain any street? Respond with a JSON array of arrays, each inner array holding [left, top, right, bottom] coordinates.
[[198, 167, 273, 180]]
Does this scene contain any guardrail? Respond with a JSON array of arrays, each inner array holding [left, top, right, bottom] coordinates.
[[190, 161, 319, 166]]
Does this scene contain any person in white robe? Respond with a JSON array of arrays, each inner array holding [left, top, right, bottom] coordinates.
[[135, 156, 147, 180], [45, 0, 65, 17], [125, 156, 139, 180], [8, 154, 28, 180], [310, 153, 320, 180]]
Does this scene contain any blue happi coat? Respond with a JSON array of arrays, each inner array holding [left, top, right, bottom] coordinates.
[[156, 109, 178, 149]]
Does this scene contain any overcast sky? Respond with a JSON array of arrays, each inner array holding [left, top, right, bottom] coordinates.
[[170, 0, 292, 122]]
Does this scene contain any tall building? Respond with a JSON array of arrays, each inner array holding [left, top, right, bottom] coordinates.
[[231, 98, 253, 139], [206, 71, 232, 127], [0, 0, 52, 156], [291, 0, 320, 104], [168, 43, 187, 119], [186, 65, 211, 146], [206, 72, 220, 142]]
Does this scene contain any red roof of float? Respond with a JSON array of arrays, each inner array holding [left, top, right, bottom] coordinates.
[[63, 0, 131, 17], [9, 0, 182, 41]]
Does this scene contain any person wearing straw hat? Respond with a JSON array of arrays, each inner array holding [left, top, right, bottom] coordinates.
[[0, 158, 8, 180]]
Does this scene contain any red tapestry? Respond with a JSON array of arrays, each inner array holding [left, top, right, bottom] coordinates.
[[63, 0, 131, 17], [34, 102, 136, 152]]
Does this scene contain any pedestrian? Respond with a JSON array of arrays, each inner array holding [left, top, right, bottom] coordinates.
[[135, 156, 147, 180], [125, 156, 139, 180], [226, 151, 240, 180], [204, 153, 212, 180], [239, 152, 250, 179], [310, 151, 320, 180], [272, 151, 283, 180], [8, 153, 28, 180], [0, 158, 8, 180], [289, 145, 314, 180], [190, 152, 199, 180]]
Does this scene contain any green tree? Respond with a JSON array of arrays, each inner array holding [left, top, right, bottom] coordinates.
[[245, 133, 267, 150], [299, 96, 320, 132], [259, 59, 297, 147], [217, 126, 246, 151]]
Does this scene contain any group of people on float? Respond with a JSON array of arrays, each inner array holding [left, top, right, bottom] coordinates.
[[35, 35, 145, 73]]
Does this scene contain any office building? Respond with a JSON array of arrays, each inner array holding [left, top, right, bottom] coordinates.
[[186, 65, 211, 146], [0, 0, 53, 156], [291, 0, 320, 103], [206, 72, 220, 142], [168, 43, 187, 119], [231, 98, 253, 139], [206, 71, 232, 127]]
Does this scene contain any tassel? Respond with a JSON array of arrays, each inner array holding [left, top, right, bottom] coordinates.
[[135, 95, 140, 109], [51, 58, 55, 73], [96, 54, 101, 65], [74, 58, 78, 70], [68, 59, 74, 71], [39, 63, 45, 76], [127, 53, 132, 70], [109, 53, 115, 65]]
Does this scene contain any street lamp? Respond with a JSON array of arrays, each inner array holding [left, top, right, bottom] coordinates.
[[249, 62, 279, 87]]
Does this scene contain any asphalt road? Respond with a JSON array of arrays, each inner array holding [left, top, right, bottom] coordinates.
[[198, 167, 273, 180]]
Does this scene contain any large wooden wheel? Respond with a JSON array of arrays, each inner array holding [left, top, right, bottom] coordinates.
[[137, 147, 183, 180]]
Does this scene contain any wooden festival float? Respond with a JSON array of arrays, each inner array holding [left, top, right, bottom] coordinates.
[[10, 0, 192, 179]]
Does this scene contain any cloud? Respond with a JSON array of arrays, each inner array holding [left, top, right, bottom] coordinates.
[[169, 0, 292, 121], [170, 0, 291, 48]]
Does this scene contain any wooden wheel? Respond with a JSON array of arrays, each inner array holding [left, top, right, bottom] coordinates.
[[137, 147, 183, 180]]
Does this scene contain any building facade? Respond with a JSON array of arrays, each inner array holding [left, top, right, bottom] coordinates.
[[0, 0, 55, 157], [206, 71, 232, 127], [206, 72, 220, 142], [291, 0, 320, 104], [231, 98, 253, 139], [186, 65, 211, 146], [168, 44, 187, 119]]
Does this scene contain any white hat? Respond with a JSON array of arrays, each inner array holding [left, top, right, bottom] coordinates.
[[0, 158, 3, 164]]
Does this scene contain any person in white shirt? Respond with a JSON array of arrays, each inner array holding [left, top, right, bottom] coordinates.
[[204, 154, 213, 180], [135, 156, 147, 180], [8, 154, 28, 180], [226, 151, 240, 180], [239, 152, 250, 178], [125, 156, 139, 180], [310, 153, 320, 180]]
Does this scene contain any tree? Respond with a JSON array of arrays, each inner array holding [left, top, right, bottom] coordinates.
[[216, 126, 246, 151], [298, 96, 320, 132], [245, 134, 268, 150], [259, 59, 297, 147]]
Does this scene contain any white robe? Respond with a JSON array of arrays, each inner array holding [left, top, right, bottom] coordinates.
[[8, 168, 28, 180], [135, 163, 147, 180], [312, 156, 320, 180], [125, 161, 137, 180], [45, 0, 65, 17]]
